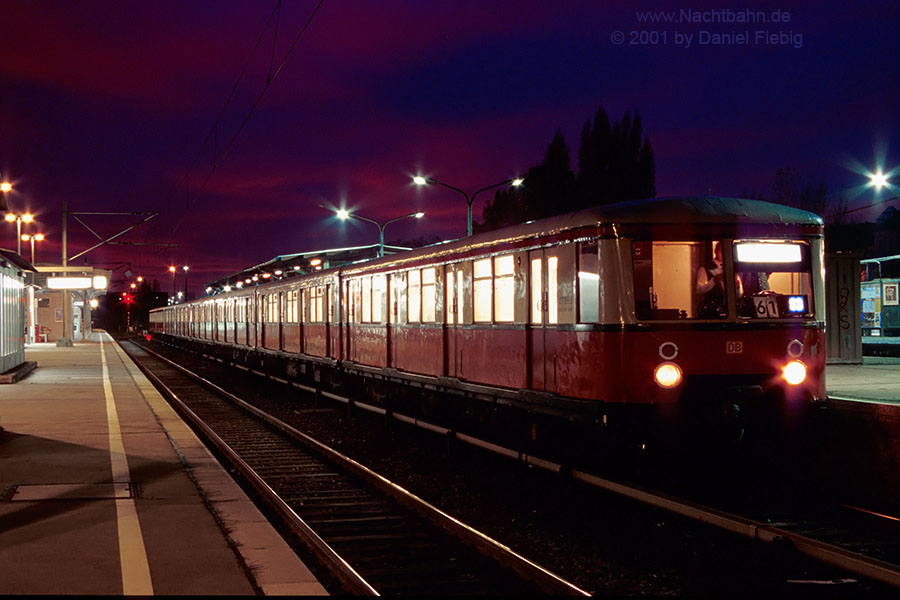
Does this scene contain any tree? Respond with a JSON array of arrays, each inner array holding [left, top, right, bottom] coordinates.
[[768, 167, 848, 223], [521, 131, 577, 220], [479, 105, 656, 232]]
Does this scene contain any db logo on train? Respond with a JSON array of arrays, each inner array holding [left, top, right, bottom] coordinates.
[[726, 341, 744, 354]]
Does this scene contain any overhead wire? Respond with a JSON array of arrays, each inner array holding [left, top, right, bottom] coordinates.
[[174, 0, 325, 233]]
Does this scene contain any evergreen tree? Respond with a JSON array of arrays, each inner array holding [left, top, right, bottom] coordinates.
[[478, 105, 656, 231]]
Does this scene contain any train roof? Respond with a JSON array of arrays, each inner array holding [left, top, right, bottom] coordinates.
[[339, 196, 824, 273], [176, 195, 825, 298]]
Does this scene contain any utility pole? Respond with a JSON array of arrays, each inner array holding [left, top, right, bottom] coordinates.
[[57, 200, 74, 346]]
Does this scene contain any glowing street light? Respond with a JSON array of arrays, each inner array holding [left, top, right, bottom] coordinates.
[[413, 175, 523, 236], [869, 170, 890, 190], [335, 209, 424, 257], [20, 232, 44, 264], [5, 212, 34, 256], [183, 265, 189, 299], [168, 265, 177, 300], [0, 176, 11, 212]]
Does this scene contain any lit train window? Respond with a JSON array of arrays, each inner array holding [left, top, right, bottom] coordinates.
[[408, 270, 421, 322], [372, 275, 385, 323], [362, 277, 372, 322], [531, 258, 542, 324], [421, 268, 436, 322], [473, 258, 492, 322], [547, 257, 558, 324], [578, 241, 600, 323], [446, 271, 455, 324], [494, 255, 515, 322], [287, 290, 298, 323], [457, 271, 464, 324], [310, 286, 325, 322], [733, 240, 813, 318]]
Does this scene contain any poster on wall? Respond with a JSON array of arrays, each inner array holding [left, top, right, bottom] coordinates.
[[884, 283, 899, 306], [55, 308, 63, 322]]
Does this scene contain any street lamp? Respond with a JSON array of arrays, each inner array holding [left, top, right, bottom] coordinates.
[[413, 175, 523, 236], [183, 265, 189, 299], [0, 177, 11, 212], [168, 265, 177, 301], [869, 170, 889, 190], [20, 232, 44, 264], [5, 212, 34, 255], [335, 209, 425, 257]]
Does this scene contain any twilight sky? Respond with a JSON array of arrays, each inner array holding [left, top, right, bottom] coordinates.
[[2, 0, 898, 295]]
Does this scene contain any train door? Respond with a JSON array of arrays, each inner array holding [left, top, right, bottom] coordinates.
[[325, 283, 333, 357], [444, 264, 464, 377], [528, 249, 560, 391]]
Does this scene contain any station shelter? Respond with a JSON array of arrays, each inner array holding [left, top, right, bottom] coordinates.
[[27, 265, 110, 344], [0, 248, 35, 374]]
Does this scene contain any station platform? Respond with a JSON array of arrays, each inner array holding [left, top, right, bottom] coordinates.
[[826, 356, 900, 404], [0, 332, 327, 596]]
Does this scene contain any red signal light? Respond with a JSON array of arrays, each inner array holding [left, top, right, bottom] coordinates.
[[122, 293, 134, 305], [145, 334, 152, 342]]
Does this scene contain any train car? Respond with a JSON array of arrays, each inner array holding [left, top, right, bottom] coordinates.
[[150, 196, 825, 446]]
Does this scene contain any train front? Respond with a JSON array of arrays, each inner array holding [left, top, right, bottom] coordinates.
[[625, 219, 826, 435]]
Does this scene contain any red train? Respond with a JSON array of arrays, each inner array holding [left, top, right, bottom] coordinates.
[[150, 196, 825, 444]]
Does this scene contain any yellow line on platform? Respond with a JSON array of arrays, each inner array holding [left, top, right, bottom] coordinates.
[[101, 334, 154, 595]]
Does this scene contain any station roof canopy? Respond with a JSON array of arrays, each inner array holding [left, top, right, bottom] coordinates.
[[0, 248, 37, 274], [206, 243, 411, 292]]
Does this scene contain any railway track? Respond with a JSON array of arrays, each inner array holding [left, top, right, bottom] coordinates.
[[129, 335, 900, 594], [118, 338, 587, 596]]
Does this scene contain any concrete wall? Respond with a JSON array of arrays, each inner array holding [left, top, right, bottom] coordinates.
[[825, 251, 862, 364]]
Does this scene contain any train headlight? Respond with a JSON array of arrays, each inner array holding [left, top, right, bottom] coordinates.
[[654, 362, 683, 388], [781, 360, 806, 385]]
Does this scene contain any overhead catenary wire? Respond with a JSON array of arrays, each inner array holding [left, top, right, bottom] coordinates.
[[174, 0, 325, 233]]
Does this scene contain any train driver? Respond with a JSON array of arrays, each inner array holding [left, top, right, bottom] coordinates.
[[696, 242, 726, 317]]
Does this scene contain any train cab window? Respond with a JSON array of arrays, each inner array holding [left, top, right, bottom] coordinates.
[[733, 241, 813, 318], [633, 240, 726, 320], [578, 241, 600, 323], [473, 258, 492, 322], [494, 255, 515, 322]]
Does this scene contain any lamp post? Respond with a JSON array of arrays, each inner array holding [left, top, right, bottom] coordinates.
[[183, 265, 189, 300], [20, 232, 44, 264], [168, 265, 177, 302], [335, 209, 424, 257], [413, 175, 523, 236], [5, 212, 34, 255]]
